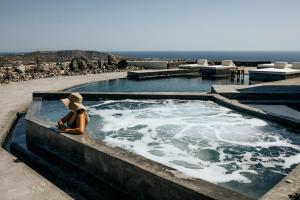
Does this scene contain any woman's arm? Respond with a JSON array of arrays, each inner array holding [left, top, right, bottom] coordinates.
[[58, 112, 73, 127], [63, 112, 86, 135]]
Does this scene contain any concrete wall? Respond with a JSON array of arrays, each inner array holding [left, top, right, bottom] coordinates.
[[249, 72, 286, 81], [127, 69, 191, 79], [201, 67, 232, 77], [127, 61, 168, 69]]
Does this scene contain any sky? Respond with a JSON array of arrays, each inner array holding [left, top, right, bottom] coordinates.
[[0, 0, 300, 52]]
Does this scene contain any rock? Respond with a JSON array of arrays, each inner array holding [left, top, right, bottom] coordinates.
[[98, 59, 104, 67], [107, 55, 112, 65], [24, 65, 34, 73], [15, 64, 26, 73], [0, 56, 145, 84], [285, 179, 293, 184], [87, 63, 97, 70], [38, 63, 53, 71], [117, 60, 128, 69], [7, 70, 16, 80], [108, 55, 118, 65], [69, 56, 89, 72], [0, 73, 3, 83], [69, 59, 78, 71], [19, 73, 25, 80]]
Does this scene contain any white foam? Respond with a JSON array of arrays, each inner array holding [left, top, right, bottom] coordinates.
[[87, 99, 300, 184]]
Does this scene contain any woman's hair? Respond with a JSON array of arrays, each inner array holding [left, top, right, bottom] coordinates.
[[77, 109, 90, 123], [76, 109, 85, 114]]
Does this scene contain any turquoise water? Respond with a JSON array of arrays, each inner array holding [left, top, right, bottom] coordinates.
[[40, 100, 300, 199], [66, 76, 249, 93]]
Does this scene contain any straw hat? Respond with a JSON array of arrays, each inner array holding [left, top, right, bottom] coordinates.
[[61, 93, 87, 111]]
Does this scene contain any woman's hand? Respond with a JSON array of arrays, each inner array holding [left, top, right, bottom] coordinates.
[[58, 123, 67, 130]]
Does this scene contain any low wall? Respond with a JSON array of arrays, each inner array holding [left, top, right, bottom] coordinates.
[[127, 61, 168, 69], [25, 96, 249, 200], [249, 72, 300, 81], [201, 67, 232, 77], [127, 69, 191, 79]]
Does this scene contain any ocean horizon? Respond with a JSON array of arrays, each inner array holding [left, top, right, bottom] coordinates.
[[110, 51, 300, 62], [1, 50, 300, 62]]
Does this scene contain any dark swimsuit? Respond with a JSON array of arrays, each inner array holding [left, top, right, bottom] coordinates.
[[67, 111, 89, 128]]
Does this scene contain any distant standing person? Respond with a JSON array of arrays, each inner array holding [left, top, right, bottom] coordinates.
[[58, 93, 89, 135]]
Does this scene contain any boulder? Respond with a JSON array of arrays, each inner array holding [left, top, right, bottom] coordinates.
[[7, 70, 16, 80], [69, 59, 78, 71], [69, 56, 89, 71], [117, 60, 128, 69], [98, 59, 104, 67], [15, 64, 26, 73], [39, 63, 53, 71], [60, 70, 65, 75], [108, 55, 118, 65], [0, 73, 3, 83]]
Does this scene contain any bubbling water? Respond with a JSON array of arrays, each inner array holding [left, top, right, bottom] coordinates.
[[86, 99, 300, 187], [39, 99, 300, 198]]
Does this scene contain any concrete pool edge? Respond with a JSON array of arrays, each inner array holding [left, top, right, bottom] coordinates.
[[25, 95, 251, 200]]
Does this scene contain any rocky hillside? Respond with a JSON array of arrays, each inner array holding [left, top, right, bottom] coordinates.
[[0, 50, 123, 65]]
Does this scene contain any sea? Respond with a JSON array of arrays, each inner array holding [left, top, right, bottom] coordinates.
[[110, 51, 300, 62], [1, 51, 300, 62]]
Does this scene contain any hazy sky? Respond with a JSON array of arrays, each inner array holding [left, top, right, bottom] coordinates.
[[0, 0, 300, 52]]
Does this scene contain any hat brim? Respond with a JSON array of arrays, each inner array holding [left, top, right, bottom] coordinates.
[[60, 98, 86, 111], [61, 98, 70, 109]]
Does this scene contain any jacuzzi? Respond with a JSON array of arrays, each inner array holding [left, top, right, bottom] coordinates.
[[25, 92, 300, 200]]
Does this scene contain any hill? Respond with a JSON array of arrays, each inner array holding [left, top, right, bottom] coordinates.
[[0, 50, 123, 65]]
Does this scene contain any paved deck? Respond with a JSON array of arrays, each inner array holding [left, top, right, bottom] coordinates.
[[212, 77, 300, 94], [0, 72, 126, 200], [249, 104, 300, 125]]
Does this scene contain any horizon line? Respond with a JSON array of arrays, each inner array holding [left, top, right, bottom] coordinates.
[[1, 49, 300, 54]]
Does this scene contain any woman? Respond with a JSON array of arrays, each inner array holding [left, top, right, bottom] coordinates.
[[58, 93, 89, 135]]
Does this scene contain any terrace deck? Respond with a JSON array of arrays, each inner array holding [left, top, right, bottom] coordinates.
[[249, 68, 300, 81]]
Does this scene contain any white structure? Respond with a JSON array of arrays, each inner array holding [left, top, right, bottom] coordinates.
[[249, 63, 300, 81], [201, 60, 236, 69], [196, 59, 208, 66], [178, 59, 208, 71], [274, 62, 292, 69], [200, 60, 236, 76], [221, 60, 235, 67], [179, 59, 236, 76], [127, 61, 168, 69], [257, 63, 275, 69], [257, 62, 292, 69]]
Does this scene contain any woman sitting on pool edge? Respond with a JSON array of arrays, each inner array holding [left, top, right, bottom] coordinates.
[[58, 93, 89, 135]]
